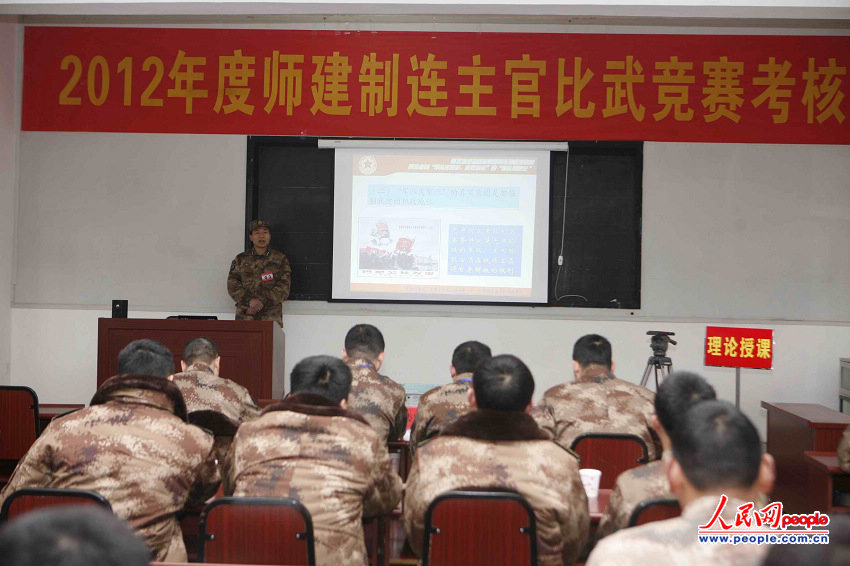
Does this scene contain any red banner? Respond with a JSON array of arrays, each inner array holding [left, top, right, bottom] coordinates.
[[22, 27, 849, 143], [705, 326, 774, 370]]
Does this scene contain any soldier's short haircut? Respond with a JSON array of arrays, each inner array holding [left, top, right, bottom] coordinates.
[[182, 336, 219, 365], [344, 324, 385, 359], [0, 506, 150, 566], [572, 334, 612, 368], [671, 400, 761, 491], [451, 341, 492, 374], [290, 355, 353, 404], [118, 338, 174, 377], [655, 371, 717, 436], [472, 354, 535, 412]]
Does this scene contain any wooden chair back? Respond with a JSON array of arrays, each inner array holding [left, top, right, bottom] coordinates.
[[422, 490, 537, 566], [0, 386, 40, 460], [0, 487, 112, 522], [570, 433, 650, 490], [627, 497, 681, 527], [198, 497, 315, 565]]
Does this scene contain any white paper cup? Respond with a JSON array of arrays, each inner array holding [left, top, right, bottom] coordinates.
[[580, 468, 602, 499]]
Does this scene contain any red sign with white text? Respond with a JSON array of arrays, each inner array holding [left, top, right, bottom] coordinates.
[[21, 27, 850, 143], [705, 326, 774, 370]]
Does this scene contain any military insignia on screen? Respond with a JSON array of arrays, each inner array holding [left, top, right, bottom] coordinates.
[[359, 155, 378, 175]]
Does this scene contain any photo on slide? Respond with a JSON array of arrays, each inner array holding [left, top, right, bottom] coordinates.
[[357, 218, 440, 278]]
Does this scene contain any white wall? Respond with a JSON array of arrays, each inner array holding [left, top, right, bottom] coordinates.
[[0, 20, 19, 386], [643, 143, 850, 320], [14, 132, 245, 311]]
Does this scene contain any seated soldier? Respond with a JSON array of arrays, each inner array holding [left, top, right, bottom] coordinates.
[[409, 340, 492, 456], [838, 424, 850, 473], [595, 371, 716, 542], [224, 355, 402, 566], [172, 336, 260, 422], [0, 339, 220, 562], [342, 324, 407, 443], [0, 506, 150, 566], [404, 354, 590, 566], [171, 336, 260, 462], [533, 333, 662, 460], [587, 400, 776, 566]]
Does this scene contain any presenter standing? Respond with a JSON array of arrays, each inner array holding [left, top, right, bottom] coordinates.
[[227, 220, 291, 327]]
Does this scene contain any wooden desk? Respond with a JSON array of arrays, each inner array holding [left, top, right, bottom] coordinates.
[[97, 318, 286, 400], [762, 402, 850, 514], [804, 451, 850, 514], [589, 489, 611, 524]]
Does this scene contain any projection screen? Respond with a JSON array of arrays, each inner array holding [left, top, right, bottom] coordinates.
[[325, 140, 566, 304]]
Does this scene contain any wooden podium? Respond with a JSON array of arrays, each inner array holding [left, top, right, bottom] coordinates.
[[762, 402, 850, 514], [97, 318, 286, 400]]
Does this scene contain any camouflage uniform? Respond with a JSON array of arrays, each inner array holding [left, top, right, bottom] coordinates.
[[172, 362, 260, 424], [532, 366, 662, 460], [227, 248, 291, 326], [0, 375, 220, 562], [172, 361, 261, 465], [408, 373, 473, 456], [838, 424, 850, 473], [224, 393, 403, 566], [404, 410, 590, 566], [595, 459, 670, 541], [346, 358, 407, 444], [587, 495, 768, 566]]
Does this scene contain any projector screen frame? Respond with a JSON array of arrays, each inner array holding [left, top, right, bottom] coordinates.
[[326, 138, 564, 307]]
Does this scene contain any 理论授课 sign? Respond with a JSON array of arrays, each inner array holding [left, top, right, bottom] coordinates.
[[705, 326, 774, 370]]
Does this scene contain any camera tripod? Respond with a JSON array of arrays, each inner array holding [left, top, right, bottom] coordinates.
[[639, 354, 672, 389]]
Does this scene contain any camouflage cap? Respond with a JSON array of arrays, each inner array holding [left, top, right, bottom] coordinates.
[[249, 219, 271, 233]]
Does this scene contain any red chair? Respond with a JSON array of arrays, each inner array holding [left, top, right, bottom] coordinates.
[[421, 490, 537, 566], [0, 386, 41, 486], [627, 497, 681, 527], [198, 497, 316, 565], [0, 487, 112, 522], [0, 386, 40, 459], [570, 433, 649, 490]]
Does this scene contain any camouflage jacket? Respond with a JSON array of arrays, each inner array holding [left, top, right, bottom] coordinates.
[[171, 362, 260, 425], [587, 495, 768, 566], [404, 410, 590, 566], [0, 374, 220, 562], [224, 393, 403, 566], [409, 373, 473, 456], [838, 425, 850, 473], [227, 248, 291, 326], [346, 358, 407, 444], [172, 362, 261, 466], [594, 459, 670, 542], [532, 366, 662, 460]]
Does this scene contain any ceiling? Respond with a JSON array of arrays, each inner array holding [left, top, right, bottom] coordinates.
[[0, 1, 848, 28]]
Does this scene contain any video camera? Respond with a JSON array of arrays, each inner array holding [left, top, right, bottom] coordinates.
[[647, 330, 677, 358]]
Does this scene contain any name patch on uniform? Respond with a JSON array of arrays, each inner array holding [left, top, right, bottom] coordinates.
[[261, 271, 274, 282]]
